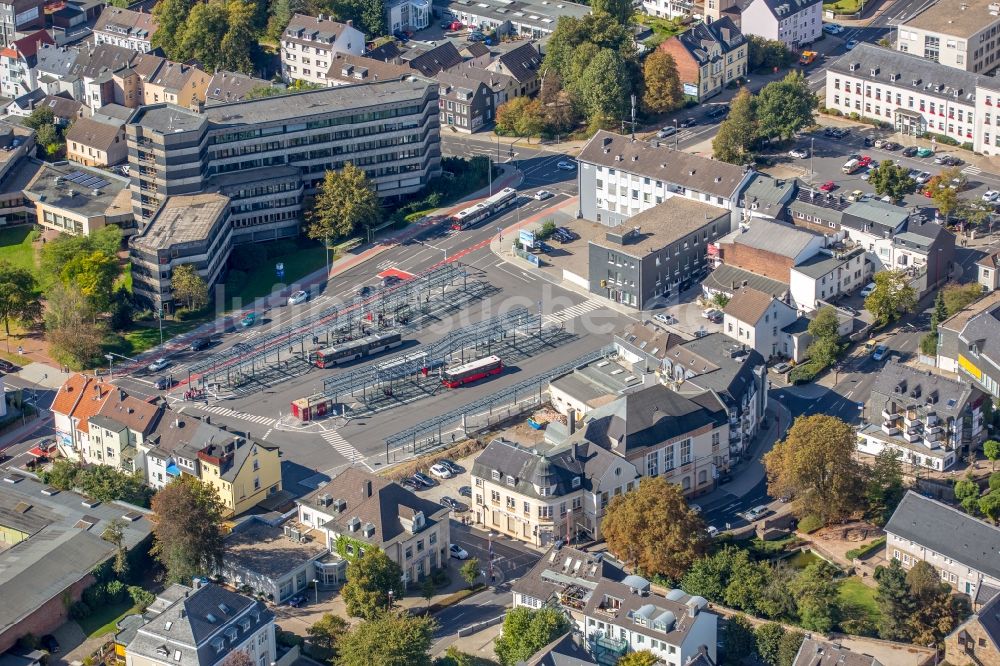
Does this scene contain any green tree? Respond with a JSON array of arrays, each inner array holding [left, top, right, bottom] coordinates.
[[864, 270, 917, 327], [776, 631, 805, 666], [128, 585, 156, 611], [929, 167, 964, 218], [979, 491, 1000, 523], [218, 0, 257, 73], [985, 439, 1000, 471], [45, 460, 80, 490], [306, 613, 349, 660], [764, 414, 866, 524], [150, 476, 225, 584], [955, 477, 981, 515], [152, 0, 195, 55], [991, 472, 1000, 492], [591, 0, 631, 25], [266, 0, 293, 40], [906, 561, 966, 644], [805, 306, 842, 369], [78, 466, 150, 506], [755, 71, 817, 142], [758, 562, 798, 620], [0, 261, 42, 337], [23, 105, 55, 130], [102, 517, 129, 577], [933, 290, 948, 331], [869, 160, 916, 201], [514, 99, 546, 137], [602, 476, 707, 579], [724, 556, 773, 615], [494, 607, 569, 666], [747, 35, 792, 71], [342, 549, 405, 619], [642, 50, 683, 114], [942, 282, 984, 317], [755, 623, 785, 666], [177, 0, 229, 68], [307, 164, 380, 240], [337, 612, 436, 666], [359, 0, 386, 37], [460, 558, 480, 587], [617, 651, 658, 666], [420, 576, 436, 609], [581, 49, 630, 125], [713, 88, 757, 164], [723, 615, 757, 665], [171, 263, 209, 311], [788, 561, 840, 633], [866, 448, 904, 526], [44, 281, 105, 368], [61, 250, 120, 314], [874, 559, 915, 641], [35, 123, 61, 155]]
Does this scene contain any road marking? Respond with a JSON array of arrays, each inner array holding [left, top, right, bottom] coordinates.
[[962, 165, 983, 176], [543, 300, 603, 325], [191, 404, 278, 427], [321, 429, 371, 469], [263, 428, 273, 440]]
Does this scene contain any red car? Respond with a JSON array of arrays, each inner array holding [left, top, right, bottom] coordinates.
[[858, 155, 873, 167], [819, 181, 836, 192]]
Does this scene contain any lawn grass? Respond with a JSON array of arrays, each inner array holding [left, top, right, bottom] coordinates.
[[823, 0, 862, 13], [78, 600, 139, 638], [105, 320, 205, 357], [0, 226, 39, 274], [838, 577, 881, 623], [636, 14, 689, 47], [224, 244, 326, 311]]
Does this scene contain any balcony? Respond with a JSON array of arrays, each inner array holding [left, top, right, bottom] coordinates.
[[903, 412, 920, 428], [881, 406, 899, 420], [589, 632, 628, 665], [881, 423, 901, 436], [903, 429, 923, 444]]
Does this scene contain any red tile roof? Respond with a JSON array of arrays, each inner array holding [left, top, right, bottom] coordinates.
[[2, 30, 54, 60], [52, 374, 115, 434]]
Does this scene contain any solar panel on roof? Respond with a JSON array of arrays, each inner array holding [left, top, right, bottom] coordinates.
[[65, 171, 110, 189]]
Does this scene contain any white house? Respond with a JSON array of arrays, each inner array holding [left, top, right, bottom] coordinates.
[[721, 286, 798, 361], [280, 14, 365, 86], [739, 0, 822, 48], [789, 246, 867, 311], [385, 0, 430, 34]]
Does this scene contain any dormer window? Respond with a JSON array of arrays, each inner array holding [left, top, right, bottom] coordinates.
[[571, 477, 581, 489], [506, 475, 515, 487], [492, 470, 501, 481]]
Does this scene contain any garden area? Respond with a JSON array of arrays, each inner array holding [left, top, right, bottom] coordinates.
[[635, 14, 689, 47], [823, 0, 863, 14]]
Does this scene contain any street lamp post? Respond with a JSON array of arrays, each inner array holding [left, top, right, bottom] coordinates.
[[674, 118, 679, 150], [810, 137, 815, 178], [156, 307, 164, 347], [387, 590, 393, 610], [312, 579, 319, 604], [105, 353, 114, 379]]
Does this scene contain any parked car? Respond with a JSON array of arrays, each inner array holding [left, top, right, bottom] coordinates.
[[553, 230, 573, 243], [914, 171, 932, 184], [916, 147, 934, 158], [458, 485, 472, 497], [848, 189, 866, 202], [819, 180, 837, 192], [822, 23, 841, 34], [449, 544, 470, 559], [882, 141, 900, 150], [706, 104, 729, 119], [400, 478, 420, 491], [845, 39, 859, 50], [190, 337, 212, 352], [441, 496, 462, 510], [41, 635, 59, 654], [901, 145, 919, 157], [857, 155, 873, 167], [873, 344, 889, 361], [556, 160, 576, 170], [241, 312, 256, 327], [534, 189, 553, 200], [413, 472, 436, 487], [656, 126, 677, 138], [983, 190, 1000, 203], [860, 282, 877, 297], [382, 275, 402, 288], [743, 505, 770, 521], [286, 594, 306, 608], [148, 357, 170, 372], [555, 226, 577, 240], [860, 167, 875, 181], [287, 290, 309, 305], [706, 526, 720, 538], [429, 463, 453, 479], [789, 147, 809, 159], [654, 312, 676, 325], [439, 459, 462, 474], [0, 359, 17, 372], [154, 376, 174, 390], [770, 362, 792, 374]]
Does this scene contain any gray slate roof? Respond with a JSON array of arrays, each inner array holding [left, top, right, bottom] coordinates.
[[35, 43, 77, 78], [842, 199, 909, 236], [702, 264, 790, 299], [722, 218, 821, 259], [748, 0, 822, 19], [675, 333, 764, 409], [792, 638, 881, 666], [868, 358, 979, 427], [884, 491, 1000, 582], [492, 42, 541, 83], [674, 17, 745, 66]]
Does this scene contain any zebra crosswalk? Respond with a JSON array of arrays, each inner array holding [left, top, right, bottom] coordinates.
[[322, 429, 366, 464], [543, 300, 604, 326], [962, 165, 983, 176], [197, 404, 277, 426]]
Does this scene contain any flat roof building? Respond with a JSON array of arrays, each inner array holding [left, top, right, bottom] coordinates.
[[896, 0, 1000, 74], [24, 161, 133, 236], [434, 0, 590, 38]]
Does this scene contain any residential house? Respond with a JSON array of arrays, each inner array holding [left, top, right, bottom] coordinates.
[[512, 548, 718, 666], [51, 374, 114, 460], [443, 61, 517, 108], [39, 94, 86, 125], [0, 30, 53, 98], [721, 286, 798, 361], [141, 59, 211, 109], [588, 197, 733, 309], [738, 173, 796, 222], [218, 517, 333, 602], [578, 130, 754, 227], [859, 358, 986, 471], [792, 639, 883, 666], [437, 69, 494, 132], [68, 43, 140, 110], [24, 161, 134, 236], [386, 0, 430, 34], [93, 6, 157, 52], [659, 18, 747, 102], [324, 51, 410, 86], [34, 43, 77, 96], [944, 591, 1000, 666], [205, 71, 269, 105], [740, 0, 822, 48], [643, 0, 694, 20], [83, 388, 163, 473], [401, 41, 463, 77], [434, 0, 590, 39], [715, 218, 827, 286], [194, 434, 282, 518], [0, 475, 152, 653], [470, 437, 640, 546], [978, 251, 1000, 291], [66, 116, 127, 167], [297, 467, 450, 585], [459, 41, 491, 67], [0, 0, 44, 48], [485, 42, 541, 97], [124, 583, 275, 666], [936, 291, 1000, 396], [896, 0, 1000, 74], [884, 490, 1000, 596], [281, 13, 365, 86], [789, 244, 868, 311]]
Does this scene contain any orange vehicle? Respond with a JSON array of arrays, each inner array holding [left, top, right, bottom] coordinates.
[[799, 51, 818, 66]]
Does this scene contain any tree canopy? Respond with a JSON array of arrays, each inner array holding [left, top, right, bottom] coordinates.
[[172, 263, 209, 311], [642, 50, 683, 115], [494, 607, 569, 666], [713, 88, 757, 164], [307, 164, 380, 240], [864, 270, 917, 327], [0, 261, 42, 337], [150, 476, 225, 583], [337, 612, 436, 666], [342, 548, 405, 619], [754, 71, 817, 142], [601, 476, 707, 579], [805, 306, 842, 369], [869, 160, 916, 201]]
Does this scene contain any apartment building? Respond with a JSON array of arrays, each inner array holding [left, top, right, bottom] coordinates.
[[66, 116, 127, 167], [125, 78, 441, 230], [433, 0, 590, 39], [715, 218, 826, 285], [93, 6, 157, 52], [937, 291, 1000, 397], [944, 593, 1000, 666], [83, 387, 163, 473], [297, 467, 450, 585], [471, 438, 640, 546], [740, 0, 821, 48], [642, 0, 694, 20], [577, 130, 754, 226], [0, 0, 44, 48], [825, 44, 982, 149], [205, 71, 269, 105], [129, 193, 231, 311], [721, 287, 798, 361], [23, 161, 134, 236], [485, 42, 541, 97], [437, 69, 493, 132], [659, 18, 746, 102], [386, 0, 430, 34], [860, 359, 986, 470], [588, 197, 733, 309], [884, 491, 1000, 597], [896, 0, 1000, 74], [124, 583, 276, 666], [0, 29, 52, 98], [281, 14, 365, 86]]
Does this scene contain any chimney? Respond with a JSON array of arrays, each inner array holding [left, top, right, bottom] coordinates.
[[688, 603, 698, 618], [363, 479, 372, 498], [567, 407, 577, 435], [346, 19, 352, 26]]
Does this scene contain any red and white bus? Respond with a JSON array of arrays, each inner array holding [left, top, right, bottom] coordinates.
[[450, 188, 518, 230], [442, 355, 503, 388]]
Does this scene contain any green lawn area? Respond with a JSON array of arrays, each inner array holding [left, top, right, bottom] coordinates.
[[636, 14, 689, 47], [823, 0, 862, 13], [0, 226, 39, 274], [839, 577, 881, 623], [78, 600, 139, 639], [105, 319, 206, 357], [224, 244, 326, 311]]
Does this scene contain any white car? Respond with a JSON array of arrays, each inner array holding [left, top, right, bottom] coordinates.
[[287, 290, 309, 305], [534, 190, 553, 200], [860, 282, 876, 297], [556, 160, 576, 171], [845, 39, 859, 50], [983, 190, 999, 203], [449, 544, 470, 560], [147, 358, 170, 372], [690, 503, 702, 513], [914, 171, 932, 184], [873, 344, 889, 361], [788, 148, 809, 159], [743, 505, 770, 521], [706, 526, 720, 538], [429, 463, 453, 479], [657, 126, 678, 138]]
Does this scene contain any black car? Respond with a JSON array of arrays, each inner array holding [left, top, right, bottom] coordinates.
[[441, 496, 461, 510], [400, 478, 420, 491], [556, 226, 577, 240], [901, 145, 919, 157], [458, 485, 472, 497], [41, 635, 59, 654], [679, 117, 697, 128], [863, 136, 873, 147], [535, 241, 554, 254], [190, 337, 212, 351], [382, 275, 402, 287], [706, 105, 729, 120], [0, 359, 16, 373], [439, 459, 462, 474], [357, 285, 376, 298], [154, 376, 174, 390]]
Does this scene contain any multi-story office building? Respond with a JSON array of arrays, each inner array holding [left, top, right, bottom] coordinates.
[[896, 0, 1000, 74], [0, 0, 44, 48], [125, 79, 441, 230], [281, 14, 365, 86]]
